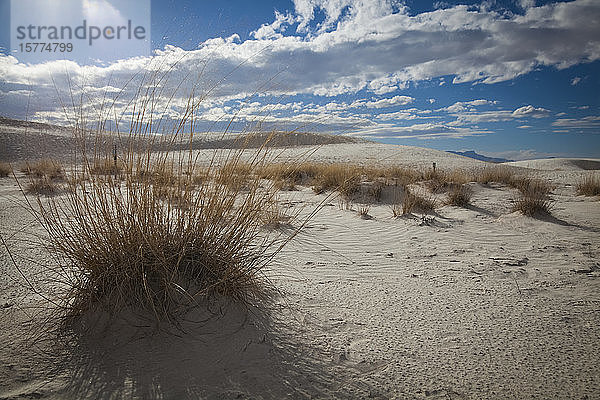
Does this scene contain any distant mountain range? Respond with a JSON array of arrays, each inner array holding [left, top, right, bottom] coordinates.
[[447, 150, 513, 163]]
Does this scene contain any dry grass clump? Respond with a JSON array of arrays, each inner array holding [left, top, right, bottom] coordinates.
[[512, 177, 553, 198], [402, 189, 436, 215], [259, 162, 321, 190], [312, 164, 361, 198], [260, 202, 292, 229], [511, 177, 554, 217], [576, 175, 600, 196], [21, 159, 65, 195], [15, 91, 301, 326], [214, 161, 254, 190], [134, 160, 179, 187], [476, 166, 515, 186], [0, 162, 11, 177], [35, 143, 291, 322], [423, 168, 471, 194], [512, 195, 553, 216], [445, 185, 473, 207], [357, 204, 372, 219], [21, 159, 65, 181], [378, 166, 422, 185], [26, 176, 62, 196], [390, 201, 403, 218], [259, 163, 426, 201], [89, 158, 122, 176]]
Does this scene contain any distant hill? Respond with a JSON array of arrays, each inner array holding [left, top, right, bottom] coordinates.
[[0, 117, 364, 162], [447, 150, 513, 163]]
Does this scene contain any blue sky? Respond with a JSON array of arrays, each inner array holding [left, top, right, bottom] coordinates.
[[0, 0, 599, 160]]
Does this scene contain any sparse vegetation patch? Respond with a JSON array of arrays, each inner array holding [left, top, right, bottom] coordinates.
[[576, 175, 600, 197]]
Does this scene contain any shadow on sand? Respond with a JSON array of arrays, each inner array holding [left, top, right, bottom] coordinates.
[[40, 300, 371, 399], [529, 211, 600, 233]]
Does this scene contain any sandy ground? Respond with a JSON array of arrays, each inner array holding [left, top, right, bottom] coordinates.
[[1, 141, 600, 399]]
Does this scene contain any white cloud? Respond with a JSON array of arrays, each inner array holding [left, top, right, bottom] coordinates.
[[571, 76, 582, 85], [512, 105, 550, 118], [356, 122, 490, 139], [440, 99, 496, 113], [360, 95, 415, 108], [82, 0, 127, 25], [251, 11, 295, 40], [519, 0, 536, 10], [552, 115, 600, 128]]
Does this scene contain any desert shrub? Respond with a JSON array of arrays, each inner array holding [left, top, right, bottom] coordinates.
[[21, 159, 65, 181], [445, 185, 473, 207], [34, 140, 293, 322], [214, 161, 254, 190], [476, 166, 515, 186], [423, 168, 471, 194], [312, 164, 361, 197], [17, 88, 301, 325], [576, 175, 600, 196], [402, 189, 436, 215], [512, 177, 553, 198], [357, 204, 372, 219], [383, 166, 422, 184], [512, 195, 553, 216], [0, 162, 11, 177], [260, 162, 321, 188], [390, 202, 403, 218], [26, 176, 62, 196], [89, 158, 122, 176], [511, 177, 554, 216], [260, 201, 292, 229], [21, 159, 65, 195]]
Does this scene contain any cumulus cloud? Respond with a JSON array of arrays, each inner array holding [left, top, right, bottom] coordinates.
[[571, 76, 582, 85], [251, 11, 295, 40], [512, 105, 550, 118]]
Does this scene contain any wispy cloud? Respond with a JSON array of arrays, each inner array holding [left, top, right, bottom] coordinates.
[[552, 115, 600, 128]]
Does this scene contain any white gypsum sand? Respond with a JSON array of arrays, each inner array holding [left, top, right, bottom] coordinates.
[[1, 140, 599, 399]]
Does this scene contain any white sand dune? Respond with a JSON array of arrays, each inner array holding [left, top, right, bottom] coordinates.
[[1, 141, 599, 399], [505, 157, 600, 171]]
